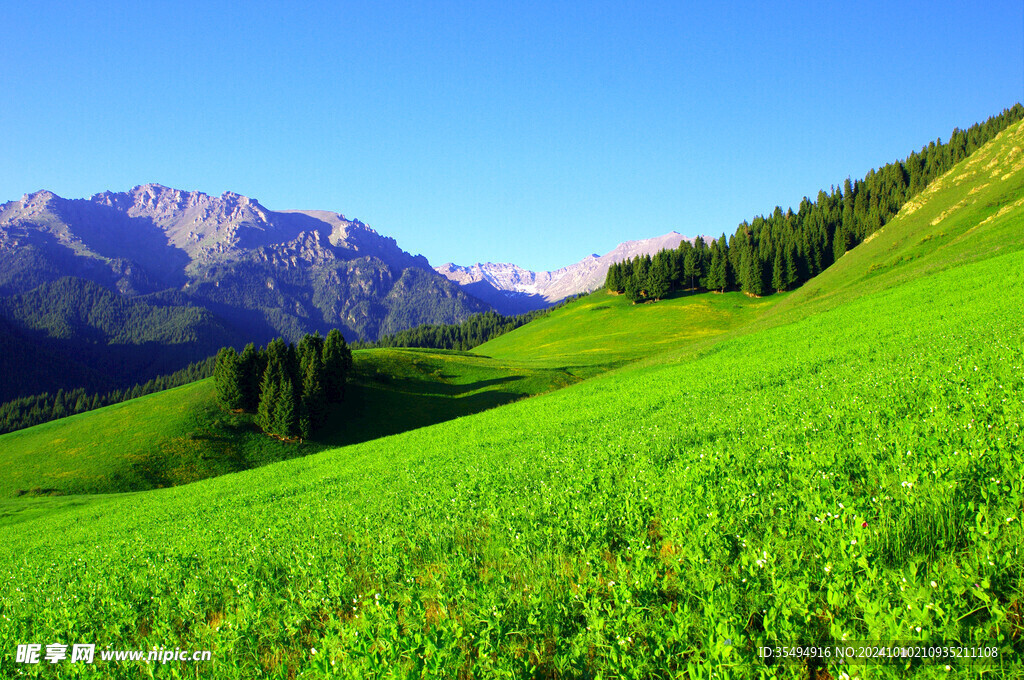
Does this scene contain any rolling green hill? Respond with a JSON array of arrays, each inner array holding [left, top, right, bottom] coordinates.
[[768, 117, 1024, 325], [477, 287, 781, 371], [0, 347, 581, 498], [1, 121, 1023, 678], [0, 279, 787, 498]]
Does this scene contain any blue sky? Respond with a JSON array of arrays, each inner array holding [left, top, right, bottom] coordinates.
[[2, 1, 1021, 271]]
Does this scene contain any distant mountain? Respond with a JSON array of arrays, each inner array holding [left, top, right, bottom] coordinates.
[[436, 232, 690, 315], [0, 185, 489, 343], [0, 185, 491, 401]]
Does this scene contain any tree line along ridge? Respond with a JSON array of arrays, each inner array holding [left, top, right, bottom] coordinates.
[[606, 104, 1024, 301]]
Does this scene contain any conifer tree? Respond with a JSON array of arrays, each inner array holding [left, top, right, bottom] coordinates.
[[705, 239, 728, 292], [605, 264, 621, 293], [833, 224, 852, 261], [716, 235, 731, 290], [742, 251, 765, 296], [664, 249, 683, 288], [297, 333, 325, 380], [299, 354, 327, 439], [623, 271, 642, 303], [238, 343, 261, 411], [683, 245, 698, 290], [634, 255, 651, 296], [647, 256, 671, 300], [257, 363, 281, 433], [323, 329, 352, 402], [692, 237, 709, 289], [618, 259, 633, 292], [784, 245, 799, 291], [771, 249, 785, 293], [274, 376, 299, 438], [214, 347, 245, 410]]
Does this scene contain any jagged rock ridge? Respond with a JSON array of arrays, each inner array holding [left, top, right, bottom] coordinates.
[[0, 184, 488, 343]]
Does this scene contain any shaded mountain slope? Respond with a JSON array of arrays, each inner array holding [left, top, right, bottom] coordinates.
[[0, 185, 490, 343]]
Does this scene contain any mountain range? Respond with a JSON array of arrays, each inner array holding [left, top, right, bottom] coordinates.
[[0, 185, 491, 340], [435, 232, 689, 315], [0, 185, 492, 400], [0, 184, 691, 401]]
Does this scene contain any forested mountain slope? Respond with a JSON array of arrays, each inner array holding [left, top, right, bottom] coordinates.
[[0, 185, 491, 401]]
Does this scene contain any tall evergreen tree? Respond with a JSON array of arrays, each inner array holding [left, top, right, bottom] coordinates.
[[647, 255, 671, 300], [683, 244, 699, 290], [784, 244, 799, 292], [771, 250, 785, 293], [274, 376, 299, 439], [323, 329, 353, 402], [716, 235, 731, 290], [692, 237, 709, 290], [297, 333, 325, 372], [742, 251, 765, 296], [623, 269, 642, 303], [299, 353, 327, 439], [256, 363, 281, 434], [214, 347, 245, 410], [705, 238, 729, 292], [605, 264, 622, 293], [634, 255, 651, 296], [238, 343, 261, 411]]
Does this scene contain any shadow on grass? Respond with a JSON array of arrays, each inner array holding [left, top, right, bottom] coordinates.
[[315, 382, 526, 448], [357, 373, 526, 397]]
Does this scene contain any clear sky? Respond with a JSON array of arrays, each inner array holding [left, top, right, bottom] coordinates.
[[2, 1, 1021, 271]]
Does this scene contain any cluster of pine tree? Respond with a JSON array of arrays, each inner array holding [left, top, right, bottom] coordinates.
[[0, 356, 216, 435], [356, 308, 552, 352], [607, 105, 1024, 301], [213, 329, 352, 440]]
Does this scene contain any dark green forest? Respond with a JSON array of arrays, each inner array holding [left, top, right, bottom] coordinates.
[[0, 277, 239, 402], [355, 307, 554, 352], [606, 105, 1024, 301], [0, 357, 217, 435], [214, 329, 353, 440]]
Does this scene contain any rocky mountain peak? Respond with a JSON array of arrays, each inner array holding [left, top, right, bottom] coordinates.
[[0, 185, 490, 342], [436, 231, 690, 314]]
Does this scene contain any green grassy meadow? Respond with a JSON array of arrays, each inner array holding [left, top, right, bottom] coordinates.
[[477, 288, 779, 372], [0, 348, 580, 498], [1, 122, 1024, 678], [0, 277, 777, 500]]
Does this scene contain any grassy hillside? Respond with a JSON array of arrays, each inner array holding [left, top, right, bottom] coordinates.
[[326, 348, 579, 447], [0, 379, 308, 498], [768, 118, 1024, 326], [1, 122, 1023, 678], [0, 348, 578, 497], [0, 284, 775, 497], [478, 287, 780, 370], [1, 242, 1021, 678]]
